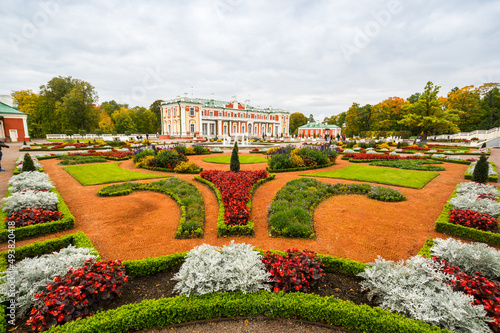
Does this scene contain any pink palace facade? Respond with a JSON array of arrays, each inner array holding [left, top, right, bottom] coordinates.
[[159, 94, 290, 139]]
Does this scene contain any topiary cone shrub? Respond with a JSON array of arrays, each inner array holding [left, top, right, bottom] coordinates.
[[473, 154, 490, 184], [230, 141, 240, 172], [22, 153, 36, 172]]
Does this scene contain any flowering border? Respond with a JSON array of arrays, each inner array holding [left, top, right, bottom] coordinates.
[[0, 188, 75, 243], [434, 189, 500, 247]]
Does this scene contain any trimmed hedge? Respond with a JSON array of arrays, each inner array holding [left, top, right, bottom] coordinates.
[[434, 189, 500, 247], [139, 165, 203, 174], [417, 238, 436, 258], [266, 162, 334, 173], [42, 291, 449, 333], [0, 188, 75, 243], [98, 179, 205, 239], [464, 162, 498, 182], [194, 174, 275, 237], [429, 157, 472, 165]]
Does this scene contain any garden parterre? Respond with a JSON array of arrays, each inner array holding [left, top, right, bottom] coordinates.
[[1, 150, 492, 330]]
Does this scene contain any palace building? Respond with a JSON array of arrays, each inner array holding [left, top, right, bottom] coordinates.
[[159, 94, 290, 139]]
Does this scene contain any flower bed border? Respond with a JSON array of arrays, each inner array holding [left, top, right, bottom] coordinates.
[[97, 179, 205, 239], [0, 188, 75, 243], [434, 189, 500, 247], [464, 162, 498, 182], [195, 174, 275, 237], [266, 162, 334, 173], [0, 233, 448, 333], [428, 157, 472, 165], [139, 165, 203, 174]]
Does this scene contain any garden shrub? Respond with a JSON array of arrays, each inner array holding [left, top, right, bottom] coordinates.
[[173, 144, 187, 155], [473, 154, 491, 184], [5, 207, 63, 228], [369, 160, 445, 171], [173, 242, 270, 296], [27, 258, 127, 332], [230, 142, 240, 172], [1, 190, 59, 214], [358, 255, 490, 332], [132, 148, 155, 163], [8, 171, 54, 193], [0, 245, 95, 317], [15, 154, 43, 172], [22, 153, 37, 172], [367, 186, 407, 201], [262, 248, 324, 293], [154, 149, 188, 169], [431, 238, 500, 281], [57, 155, 108, 165], [449, 209, 498, 233], [173, 161, 201, 173], [448, 193, 500, 217]]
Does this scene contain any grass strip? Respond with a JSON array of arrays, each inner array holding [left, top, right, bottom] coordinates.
[[303, 164, 439, 189]]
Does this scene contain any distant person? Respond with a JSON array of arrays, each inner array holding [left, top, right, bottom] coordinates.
[[146, 133, 149, 140], [0, 141, 10, 171]]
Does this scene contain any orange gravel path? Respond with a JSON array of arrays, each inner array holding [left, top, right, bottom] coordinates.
[[0, 153, 469, 263]]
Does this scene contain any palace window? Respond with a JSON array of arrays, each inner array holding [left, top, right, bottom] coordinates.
[[210, 111, 213, 117], [167, 109, 170, 117], [190, 107, 195, 116], [202, 124, 208, 135], [190, 123, 195, 133]]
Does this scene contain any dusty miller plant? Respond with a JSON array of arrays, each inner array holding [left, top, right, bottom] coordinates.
[[1, 190, 59, 214], [15, 155, 42, 171], [358, 255, 490, 333], [448, 193, 500, 217], [173, 241, 270, 296], [431, 238, 500, 281], [456, 182, 499, 198], [8, 171, 54, 193], [0, 245, 96, 317]]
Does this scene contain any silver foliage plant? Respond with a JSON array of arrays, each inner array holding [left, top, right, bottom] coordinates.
[[468, 161, 497, 177], [358, 255, 490, 333], [0, 245, 96, 317], [448, 193, 500, 217], [8, 171, 54, 193], [173, 241, 270, 296], [431, 238, 500, 281], [1, 190, 59, 214], [456, 182, 499, 198]]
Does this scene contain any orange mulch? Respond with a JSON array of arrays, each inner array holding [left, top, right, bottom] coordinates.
[[0, 154, 469, 263]]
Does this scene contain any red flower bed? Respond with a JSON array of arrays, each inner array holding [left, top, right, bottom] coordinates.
[[68, 151, 132, 159], [200, 170, 268, 225], [262, 248, 324, 293], [449, 209, 498, 233], [50, 143, 95, 149], [5, 207, 63, 228], [344, 153, 427, 161], [435, 257, 500, 332], [27, 259, 127, 332], [427, 144, 461, 148]]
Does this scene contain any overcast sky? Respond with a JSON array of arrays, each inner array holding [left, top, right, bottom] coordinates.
[[1, 0, 499, 121]]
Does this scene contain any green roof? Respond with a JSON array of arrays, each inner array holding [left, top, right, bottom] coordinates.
[[0, 102, 25, 115], [298, 122, 340, 129]]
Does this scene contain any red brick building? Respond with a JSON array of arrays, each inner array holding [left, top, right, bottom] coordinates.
[[0, 102, 29, 142]]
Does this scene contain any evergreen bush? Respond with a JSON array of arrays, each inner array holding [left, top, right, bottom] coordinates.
[[22, 153, 36, 172], [230, 141, 240, 172], [473, 154, 490, 183]]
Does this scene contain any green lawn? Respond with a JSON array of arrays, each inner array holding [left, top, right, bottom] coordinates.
[[63, 162, 168, 186], [302, 164, 439, 189], [202, 155, 268, 164]]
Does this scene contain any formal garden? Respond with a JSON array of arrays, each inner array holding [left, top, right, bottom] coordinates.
[[1, 141, 500, 332]]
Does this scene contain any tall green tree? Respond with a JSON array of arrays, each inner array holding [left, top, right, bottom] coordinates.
[[130, 106, 157, 134], [149, 99, 163, 132], [370, 97, 408, 131], [477, 83, 500, 129], [11, 90, 42, 137], [344, 103, 372, 137], [446, 85, 484, 132], [58, 80, 99, 131], [230, 141, 240, 172], [308, 114, 315, 123], [289, 112, 307, 135], [398, 81, 459, 139]]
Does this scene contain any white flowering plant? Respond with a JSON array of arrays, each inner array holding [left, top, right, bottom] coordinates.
[[456, 182, 499, 198], [448, 193, 500, 217]]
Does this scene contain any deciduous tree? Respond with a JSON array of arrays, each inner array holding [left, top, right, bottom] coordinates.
[[289, 112, 307, 135]]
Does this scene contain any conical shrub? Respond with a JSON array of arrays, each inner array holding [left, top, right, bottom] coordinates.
[[230, 141, 240, 172], [472, 154, 490, 184], [22, 153, 36, 172]]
